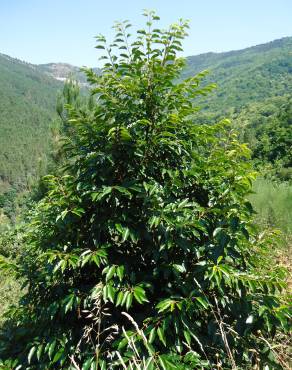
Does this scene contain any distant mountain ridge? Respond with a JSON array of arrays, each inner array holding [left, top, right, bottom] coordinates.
[[37, 36, 292, 114], [183, 36, 292, 114], [186, 36, 292, 71]]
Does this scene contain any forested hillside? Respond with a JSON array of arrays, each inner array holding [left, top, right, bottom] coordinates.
[[36, 36, 292, 116], [234, 95, 292, 176], [1, 37, 291, 186], [184, 37, 292, 179], [0, 37, 291, 223], [183, 36, 292, 113], [0, 53, 61, 190]]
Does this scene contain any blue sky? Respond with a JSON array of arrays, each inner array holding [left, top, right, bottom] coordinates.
[[1, 0, 291, 67]]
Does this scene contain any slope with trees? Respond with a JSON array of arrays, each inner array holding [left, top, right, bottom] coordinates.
[[0, 36, 291, 212], [183, 36, 292, 114], [0, 53, 62, 221], [0, 53, 62, 189], [233, 95, 292, 179]]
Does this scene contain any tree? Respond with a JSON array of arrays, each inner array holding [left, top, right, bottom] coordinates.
[[0, 11, 289, 369]]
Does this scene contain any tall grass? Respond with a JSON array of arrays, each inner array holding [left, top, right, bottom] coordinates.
[[250, 178, 292, 235], [250, 179, 292, 367]]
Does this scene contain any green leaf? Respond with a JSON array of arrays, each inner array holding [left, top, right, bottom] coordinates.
[[158, 355, 177, 369], [37, 344, 43, 361], [107, 284, 116, 303], [133, 286, 148, 304], [195, 296, 209, 309], [28, 346, 36, 364], [121, 290, 130, 306], [71, 207, 85, 217], [113, 186, 132, 197], [116, 265, 125, 281], [183, 330, 191, 345], [65, 294, 75, 313], [122, 227, 130, 242], [173, 264, 186, 273], [125, 292, 133, 309], [213, 227, 223, 237], [157, 326, 166, 346], [52, 348, 64, 363], [217, 255, 223, 264], [48, 340, 56, 360], [92, 186, 112, 201], [149, 327, 156, 343], [106, 265, 116, 281], [82, 357, 93, 370], [156, 299, 174, 312], [116, 291, 124, 306]]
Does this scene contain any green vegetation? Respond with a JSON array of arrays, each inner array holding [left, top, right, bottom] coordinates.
[[1, 36, 291, 222], [0, 13, 289, 369], [0, 227, 23, 324], [0, 53, 61, 220], [250, 178, 292, 234], [0, 273, 21, 325], [184, 40, 292, 181], [1, 36, 291, 191], [183, 37, 292, 114], [0, 53, 61, 188], [233, 95, 292, 179]]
